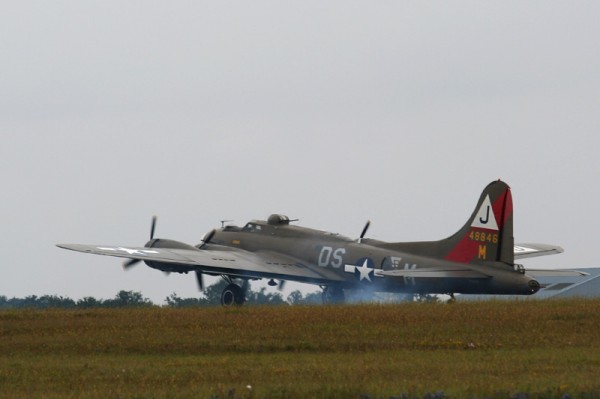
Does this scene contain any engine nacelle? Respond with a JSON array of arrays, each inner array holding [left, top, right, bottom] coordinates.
[[144, 238, 200, 251]]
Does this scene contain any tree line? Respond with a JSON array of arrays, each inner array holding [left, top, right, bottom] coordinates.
[[0, 279, 322, 309]]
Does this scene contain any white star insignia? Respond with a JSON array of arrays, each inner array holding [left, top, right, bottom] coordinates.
[[97, 247, 159, 255], [355, 259, 373, 282], [344, 259, 383, 282]]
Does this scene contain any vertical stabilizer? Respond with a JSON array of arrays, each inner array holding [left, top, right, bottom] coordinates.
[[383, 180, 515, 265], [444, 180, 514, 265]]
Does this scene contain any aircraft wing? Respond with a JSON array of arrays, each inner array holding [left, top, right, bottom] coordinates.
[[379, 268, 491, 279], [56, 243, 345, 285], [514, 243, 564, 259], [524, 269, 589, 277]]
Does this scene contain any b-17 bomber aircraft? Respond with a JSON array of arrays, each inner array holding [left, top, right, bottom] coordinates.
[[58, 180, 576, 306]]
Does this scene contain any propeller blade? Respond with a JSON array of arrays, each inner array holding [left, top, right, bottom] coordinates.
[[199, 229, 216, 248], [122, 258, 140, 270], [122, 215, 157, 271], [204, 229, 216, 244], [150, 216, 157, 240], [278, 280, 286, 291], [195, 271, 204, 291], [359, 220, 371, 243]]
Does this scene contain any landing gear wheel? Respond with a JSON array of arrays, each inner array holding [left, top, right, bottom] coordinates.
[[322, 286, 345, 304], [221, 283, 245, 306]]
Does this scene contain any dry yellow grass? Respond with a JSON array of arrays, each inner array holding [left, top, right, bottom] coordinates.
[[1, 299, 600, 398]]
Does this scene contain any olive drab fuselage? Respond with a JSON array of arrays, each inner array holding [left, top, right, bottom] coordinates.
[[59, 181, 551, 306], [202, 214, 537, 296]]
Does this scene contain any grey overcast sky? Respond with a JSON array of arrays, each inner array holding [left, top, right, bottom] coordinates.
[[1, 1, 598, 303]]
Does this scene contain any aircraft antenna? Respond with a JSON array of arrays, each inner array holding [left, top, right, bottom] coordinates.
[[150, 216, 157, 240]]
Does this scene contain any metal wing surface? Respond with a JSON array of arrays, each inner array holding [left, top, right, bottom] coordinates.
[[56, 243, 345, 284], [514, 243, 564, 259]]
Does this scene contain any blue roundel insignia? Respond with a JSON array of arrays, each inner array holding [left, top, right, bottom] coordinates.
[[355, 257, 375, 268]]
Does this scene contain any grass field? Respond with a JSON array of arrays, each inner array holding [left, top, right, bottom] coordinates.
[[1, 299, 600, 399]]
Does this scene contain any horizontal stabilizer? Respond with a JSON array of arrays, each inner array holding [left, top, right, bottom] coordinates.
[[525, 269, 588, 277], [515, 244, 565, 259], [514, 243, 564, 259]]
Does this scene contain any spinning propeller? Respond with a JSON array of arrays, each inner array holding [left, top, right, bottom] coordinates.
[[122, 216, 157, 270], [121, 216, 210, 293]]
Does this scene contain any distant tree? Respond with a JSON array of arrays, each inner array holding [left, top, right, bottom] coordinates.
[[247, 286, 286, 305], [0, 295, 28, 308], [37, 295, 76, 309], [0, 284, 329, 309], [300, 291, 323, 305], [103, 290, 154, 308], [287, 290, 304, 305], [76, 296, 105, 308], [5, 295, 44, 308], [165, 293, 209, 308], [0, 294, 78, 309], [286, 290, 322, 305]]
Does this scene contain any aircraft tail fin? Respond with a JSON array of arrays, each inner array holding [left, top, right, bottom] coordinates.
[[443, 180, 514, 265], [384, 180, 514, 265]]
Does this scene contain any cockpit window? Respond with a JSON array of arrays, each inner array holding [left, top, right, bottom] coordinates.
[[242, 223, 254, 232], [242, 223, 262, 232]]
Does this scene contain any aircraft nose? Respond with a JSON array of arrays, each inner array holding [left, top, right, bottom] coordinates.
[[528, 279, 540, 294]]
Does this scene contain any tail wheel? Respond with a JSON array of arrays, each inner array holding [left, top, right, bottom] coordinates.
[[221, 283, 245, 306], [322, 286, 345, 304]]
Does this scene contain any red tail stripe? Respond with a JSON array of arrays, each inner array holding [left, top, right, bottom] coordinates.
[[445, 188, 512, 264], [491, 188, 512, 230]]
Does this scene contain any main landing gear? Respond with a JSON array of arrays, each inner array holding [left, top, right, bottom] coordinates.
[[322, 285, 345, 304], [220, 278, 249, 306], [221, 283, 245, 306]]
